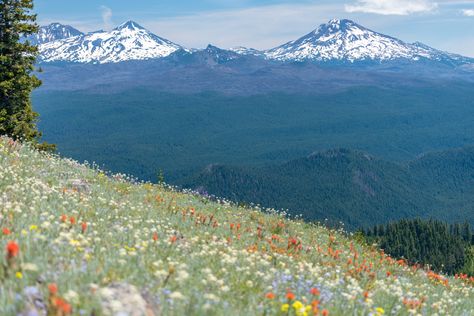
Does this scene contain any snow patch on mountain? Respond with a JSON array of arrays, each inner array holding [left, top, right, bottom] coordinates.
[[230, 47, 264, 57]]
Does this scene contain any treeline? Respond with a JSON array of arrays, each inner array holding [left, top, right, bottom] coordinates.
[[361, 219, 474, 275]]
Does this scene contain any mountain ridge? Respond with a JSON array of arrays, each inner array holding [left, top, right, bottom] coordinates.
[[26, 23, 83, 45], [38, 20, 183, 64], [178, 146, 474, 229], [34, 19, 474, 66], [264, 19, 471, 65]]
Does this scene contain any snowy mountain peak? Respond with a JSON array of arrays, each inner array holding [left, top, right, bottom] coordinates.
[[114, 20, 145, 31], [196, 44, 241, 63], [35, 19, 473, 66], [265, 18, 472, 64], [39, 21, 182, 64], [324, 18, 357, 30], [26, 23, 83, 45]]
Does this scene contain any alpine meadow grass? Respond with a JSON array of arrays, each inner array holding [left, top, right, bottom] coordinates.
[[1, 136, 473, 315]]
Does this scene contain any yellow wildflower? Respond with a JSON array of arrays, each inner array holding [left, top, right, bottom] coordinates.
[[376, 307, 385, 315], [69, 239, 81, 246], [292, 301, 304, 310], [15, 272, 23, 279], [281, 304, 289, 312]]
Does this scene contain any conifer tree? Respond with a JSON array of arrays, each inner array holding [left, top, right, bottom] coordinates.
[[0, 0, 53, 150]]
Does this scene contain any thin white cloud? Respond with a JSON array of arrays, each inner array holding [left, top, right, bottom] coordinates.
[[100, 5, 113, 30], [462, 9, 474, 16], [345, 0, 438, 15]]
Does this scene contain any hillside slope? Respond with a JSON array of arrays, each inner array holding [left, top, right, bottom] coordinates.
[[1, 137, 473, 315], [180, 149, 429, 229], [180, 148, 474, 229]]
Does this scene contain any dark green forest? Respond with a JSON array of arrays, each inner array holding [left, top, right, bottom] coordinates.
[[32, 84, 474, 229], [32, 83, 474, 182], [180, 147, 474, 229], [362, 219, 474, 275]]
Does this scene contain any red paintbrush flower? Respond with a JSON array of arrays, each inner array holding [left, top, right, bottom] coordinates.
[[6, 241, 19, 259], [286, 291, 295, 300], [48, 283, 58, 295], [310, 288, 320, 296], [81, 222, 87, 234], [54, 297, 72, 314]]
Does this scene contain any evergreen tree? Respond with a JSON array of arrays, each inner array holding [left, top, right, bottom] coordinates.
[[0, 0, 53, 149], [363, 219, 472, 275]]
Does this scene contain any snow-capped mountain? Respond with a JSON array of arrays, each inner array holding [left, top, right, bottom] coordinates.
[[230, 47, 264, 57], [39, 21, 182, 64], [265, 19, 472, 64], [27, 23, 83, 45], [35, 19, 473, 66], [200, 45, 241, 62]]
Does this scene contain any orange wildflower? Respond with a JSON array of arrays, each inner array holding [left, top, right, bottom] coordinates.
[[2, 228, 11, 235], [54, 297, 72, 314], [6, 241, 19, 259], [310, 288, 320, 296], [322, 309, 329, 316], [265, 292, 275, 299], [81, 222, 87, 234], [152, 232, 158, 241], [286, 292, 295, 300], [48, 283, 58, 295], [363, 291, 369, 300]]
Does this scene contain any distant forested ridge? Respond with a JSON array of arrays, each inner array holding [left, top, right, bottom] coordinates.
[[32, 73, 474, 230], [179, 147, 474, 229], [33, 83, 474, 182], [361, 219, 474, 275]]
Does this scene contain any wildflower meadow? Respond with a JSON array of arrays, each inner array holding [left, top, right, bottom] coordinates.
[[1, 136, 473, 315]]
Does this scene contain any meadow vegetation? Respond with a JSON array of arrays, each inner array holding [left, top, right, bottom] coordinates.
[[1, 136, 474, 315]]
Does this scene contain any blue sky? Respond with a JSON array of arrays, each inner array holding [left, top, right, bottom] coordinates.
[[35, 0, 474, 57]]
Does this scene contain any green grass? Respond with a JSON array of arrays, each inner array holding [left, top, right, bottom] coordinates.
[[1, 136, 474, 315]]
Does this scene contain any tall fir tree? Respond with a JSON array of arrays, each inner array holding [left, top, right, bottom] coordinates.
[[0, 0, 53, 149]]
